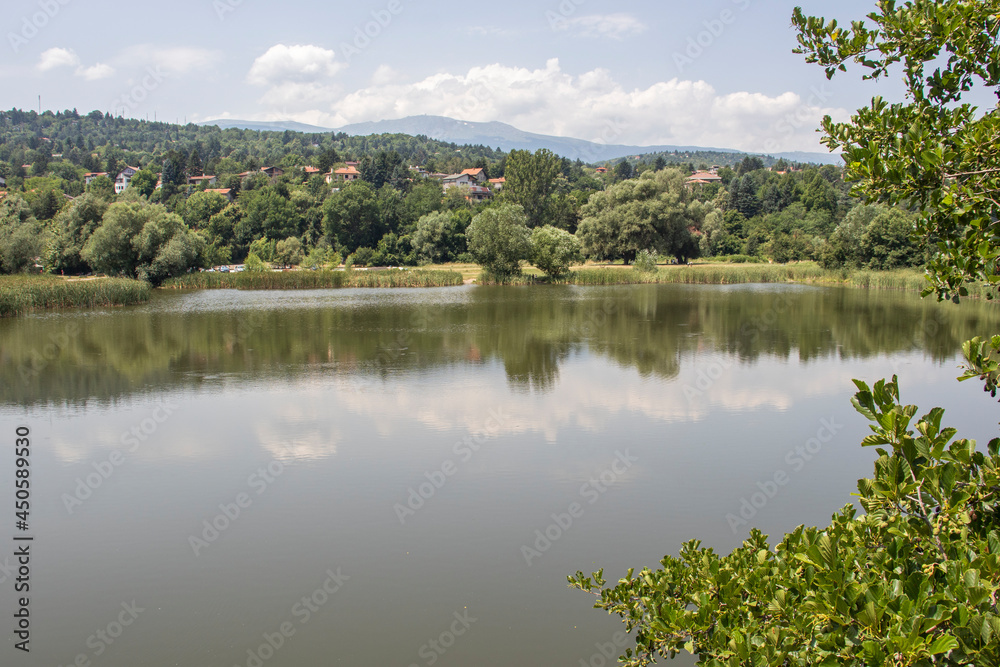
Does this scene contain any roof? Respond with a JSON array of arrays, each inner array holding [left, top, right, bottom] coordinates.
[[489, 177, 506, 184], [443, 173, 473, 182], [206, 188, 232, 195], [335, 166, 360, 175], [687, 171, 721, 181], [84, 172, 108, 177], [189, 174, 216, 181], [461, 168, 485, 177], [304, 167, 321, 173]]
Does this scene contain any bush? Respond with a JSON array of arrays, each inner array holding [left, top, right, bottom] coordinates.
[[530, 225, 583, 280], [632, 249, 658, 273]]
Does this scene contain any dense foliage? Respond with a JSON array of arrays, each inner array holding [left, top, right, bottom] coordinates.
[[570, 2, 1000, 665], [0, 105, 922, 280]]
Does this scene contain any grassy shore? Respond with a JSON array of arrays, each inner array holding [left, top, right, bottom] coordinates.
[[0, 275, 151, 317], [161, 268, 464, 290]]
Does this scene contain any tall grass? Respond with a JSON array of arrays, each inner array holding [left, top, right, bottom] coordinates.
[[0, 275, 151, 317], [161, 269, 463, 290], [567, 264, 950, 293]]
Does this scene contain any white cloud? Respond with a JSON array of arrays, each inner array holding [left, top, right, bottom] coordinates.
[[150, 47, 218, 74], [559, 13, 647, 40], [37, 48, 115, 80], [304, 59, 845, 153], [247, 44, 344, 86], [77, 63, 115, 81], [38, 47, 79, 71]]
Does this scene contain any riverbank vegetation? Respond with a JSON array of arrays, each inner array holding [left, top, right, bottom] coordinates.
[[0, 101, 925, 289], [0, 275, 150, 317], [161, 268, 463, 290]]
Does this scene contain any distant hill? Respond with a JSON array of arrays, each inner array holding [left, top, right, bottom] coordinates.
[[199, 114, 842, 165], [202, 119, 336, 134]]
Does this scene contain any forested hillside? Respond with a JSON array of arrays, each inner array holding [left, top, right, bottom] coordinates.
[[0, 108, 925, 283]]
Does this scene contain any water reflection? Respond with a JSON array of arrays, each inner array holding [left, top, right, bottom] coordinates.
[[0, 284, 995, 407]]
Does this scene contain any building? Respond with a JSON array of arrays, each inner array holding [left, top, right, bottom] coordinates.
[[488, 177, 506, 191], [442, 173, 477, 189], [465, 185, 492, 203], [328, 165, 361, 184], [304, 167, 321, 176], [114, 166, 140, 194], [188, 174, 218, 186], [84, 172, 108, 186], [459, 168, 488, 184], [0, 176, 6, 188], [686, 171, 722, 184], [261, 166, 284, 179], [595, 167, 608, 175], [205, 188, 235, 202]]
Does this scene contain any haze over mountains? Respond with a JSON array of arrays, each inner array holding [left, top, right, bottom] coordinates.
[[201, 115, 842, 166]]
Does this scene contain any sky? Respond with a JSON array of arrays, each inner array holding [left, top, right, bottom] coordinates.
[[1, 0, 920, 153]]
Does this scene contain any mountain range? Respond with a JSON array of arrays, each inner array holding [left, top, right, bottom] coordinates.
[[200, 115, 842, 166]]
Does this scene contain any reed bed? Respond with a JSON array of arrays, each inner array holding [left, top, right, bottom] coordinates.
[[0, 275, 150, 317], [566, 264, 951, 294], [161, 269, 463, 290]]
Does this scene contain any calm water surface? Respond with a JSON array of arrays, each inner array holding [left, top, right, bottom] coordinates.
[[1, 284, 998, 666]]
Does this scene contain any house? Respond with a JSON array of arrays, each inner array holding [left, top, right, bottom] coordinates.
[[595, 167, 608, 175], [304, 167, 321, 176], [460, 168, 488, 184], [114, 166, 140, 194], [686, 171, 722, 184], [84, 172, 108, 185], [442, 173, 476, 190], [465, 185, 492, 203], [488, 177, 506, 191], [205, 188, 235, 202], [329, 165, 361, 183], [261, 166, 284, 179], [409, 166, 429, 179], [0, 176, 6, 188], [188, 174, 218, 186]]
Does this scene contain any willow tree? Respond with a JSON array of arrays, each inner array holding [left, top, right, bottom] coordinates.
[[576, 169, 711, 264], [571, 3, 1000, 664]]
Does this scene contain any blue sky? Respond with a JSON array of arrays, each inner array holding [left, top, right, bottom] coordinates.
[[3, 0, 913, 152]]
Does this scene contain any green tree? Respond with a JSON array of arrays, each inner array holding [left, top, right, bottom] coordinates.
[[576, 169, 712, 264], [530, 225, 582, 280], [502, 149, 562, 228], [274, 236, 304, 268], [46, 193, 109, 273], [614, 160, 634, 182], [466, 203, 532, 281], [81, 201, 203, 283], [0, 196, 45, 273], [239, 187, 302, 242], [323, 181, 383, 253], [86, 175, 115, 200], [411, 210, 467, 264], [129, 169, 158, 198], [184, 191, 229, 230], [571, 4, 1000, 665]]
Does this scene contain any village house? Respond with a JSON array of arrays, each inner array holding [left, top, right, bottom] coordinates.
[[115, 166, 140, 194], [327, 165, 361, 184], [205, 188, 235, 202], [595, 167, 608, 175], [188, 174, 218, 187], [459, 168, 488, 184], [686, 170, 723, 186], [488, 177, 506, 191], [465, 185, 491, 203], [304, 167, 321, 176], [84, 172, 108, 186], [442, 173, 477, 189]]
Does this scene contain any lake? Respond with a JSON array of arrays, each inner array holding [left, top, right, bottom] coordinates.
[[1, 283, 998, 666]]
